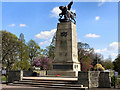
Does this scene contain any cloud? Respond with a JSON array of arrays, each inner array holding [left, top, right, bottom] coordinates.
[[39, 41, 49, 45], [51, 7, 61, 18], [108, 42, 118, 50], [85, 33, 100, 38], [98, 0, 105, 7], [8, 24, 15, 27], [95, 48, 107, 53], [98, 0, 118, 7], [94, 42, 118, 61], [19, 24, 27, 27], [111, 53, 117, 57], [35, 29, 56, 39], [78, 39, 81, 42], [50, 7, 75, 18], [95, 16, 100, 21], [95, 42, 118, 53], [71, 8, 76, 13], [109, 42, 118, 48]]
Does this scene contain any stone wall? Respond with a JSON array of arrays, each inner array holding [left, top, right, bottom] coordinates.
[[39, 70, 47, 76], [99, 72, 111, 88], [78, 71, 100, 88], [78, 71, 111, 88], [89, 71, 100, 88], [23, 71, 33, 77], [8, 70, 23, 83], [23, 70, 47, 77]]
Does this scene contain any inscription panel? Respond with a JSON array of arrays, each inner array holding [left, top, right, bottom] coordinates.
[[53, 65, 73, 70], [60, 32, 67, 37]]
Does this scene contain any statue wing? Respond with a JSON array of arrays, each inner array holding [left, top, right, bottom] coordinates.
[[67, 0, 73, 10], [59, 6, 64, 11]]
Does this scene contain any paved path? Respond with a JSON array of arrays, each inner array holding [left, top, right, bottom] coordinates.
[[1, 84, 120, 90]]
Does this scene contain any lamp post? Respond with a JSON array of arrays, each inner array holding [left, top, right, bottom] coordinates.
[[96, 53, 98, 71]]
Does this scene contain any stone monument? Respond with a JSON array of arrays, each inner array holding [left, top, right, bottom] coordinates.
[[48, 0, 81, 77], [53, 21, 81, 72]]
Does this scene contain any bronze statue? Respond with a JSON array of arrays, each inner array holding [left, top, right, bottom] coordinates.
[[59, 0, 76, 24]]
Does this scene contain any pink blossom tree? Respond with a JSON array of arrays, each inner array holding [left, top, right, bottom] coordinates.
[[32, 57, 52, 70]]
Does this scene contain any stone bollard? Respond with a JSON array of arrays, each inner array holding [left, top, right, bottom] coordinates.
[[20, 70, 23, 81], [8, 70, 23, 83]]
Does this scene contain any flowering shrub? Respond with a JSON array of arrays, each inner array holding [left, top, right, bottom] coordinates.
[[32, 57, 52, 70], [94, 64, 105, 71]]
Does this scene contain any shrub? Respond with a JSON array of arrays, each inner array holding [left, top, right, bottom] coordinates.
[[32, 57, 52, 70]]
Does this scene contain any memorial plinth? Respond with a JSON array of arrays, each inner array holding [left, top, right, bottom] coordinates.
[[53, 21, 80, 71], [47, 22, 80, 77]]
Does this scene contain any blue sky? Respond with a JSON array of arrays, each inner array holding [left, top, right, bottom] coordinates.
[[2, 2, 118, 61]]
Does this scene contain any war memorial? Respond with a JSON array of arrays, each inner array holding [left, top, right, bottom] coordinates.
[[7, 1, 111, 89]]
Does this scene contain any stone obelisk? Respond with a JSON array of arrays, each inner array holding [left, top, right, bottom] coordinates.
[[53, 21, 81, 72]]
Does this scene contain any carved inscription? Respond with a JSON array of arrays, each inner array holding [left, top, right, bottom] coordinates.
[[60, 32, 67, 37]]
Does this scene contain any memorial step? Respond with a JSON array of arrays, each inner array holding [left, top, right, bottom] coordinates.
[[22, 76, 78, 81], [9, 77, 88, 90]]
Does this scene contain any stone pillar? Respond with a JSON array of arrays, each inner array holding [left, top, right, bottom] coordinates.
[[20, 70, 23, 81], [8, 70, 23, 83], [53, 21, 80, 72], [78, 71, 100, 88], [99, 72, 111, 88]]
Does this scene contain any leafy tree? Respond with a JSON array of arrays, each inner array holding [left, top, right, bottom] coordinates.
[[81, 56, 92, 71], [102, 59, 114, 70], [44, 45, 55, 60], [77, 42, 104, 71], [78, 42, 92, 61], [27, 40, 41, 65], [50, 33, 56, 46], [91, 53, 103, 67], [2, 31, 19, 71], [13, 33, 30, 70], [78, 42, 95, 71], [32, 57, 52, 70], [113, 54, 120, 74]]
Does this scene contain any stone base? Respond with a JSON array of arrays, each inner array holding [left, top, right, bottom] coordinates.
[[47, 70, 78, 77]]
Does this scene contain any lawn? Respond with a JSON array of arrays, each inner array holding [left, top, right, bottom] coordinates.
[[1, 75, 7, 81]]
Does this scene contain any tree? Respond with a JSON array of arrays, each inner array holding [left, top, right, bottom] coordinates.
[[50, 33, 56, 46], [32, 57, 52, 70], [2, 31, 19, 71], [78, 42, 92, 61], [91, 53, 103, 67], [44, 45, 55, 60], [102, 59, 114, 70], [27, 40, 41, 65], [113, 54, 120, 74], [78, 42, 95, 71], [81, 56, 92, 71], [13, 33, 30, 70]]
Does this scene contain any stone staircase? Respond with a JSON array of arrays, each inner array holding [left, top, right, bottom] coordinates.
[[9, 77, 88, 90]]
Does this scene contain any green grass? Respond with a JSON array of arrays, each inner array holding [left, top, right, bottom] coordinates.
[[1, 75, 7, 81], [116, 78, 120, 87], [118, 75, 120, 78]]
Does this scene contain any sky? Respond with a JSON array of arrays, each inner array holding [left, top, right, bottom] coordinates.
[[2, 1, 118, 61]]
